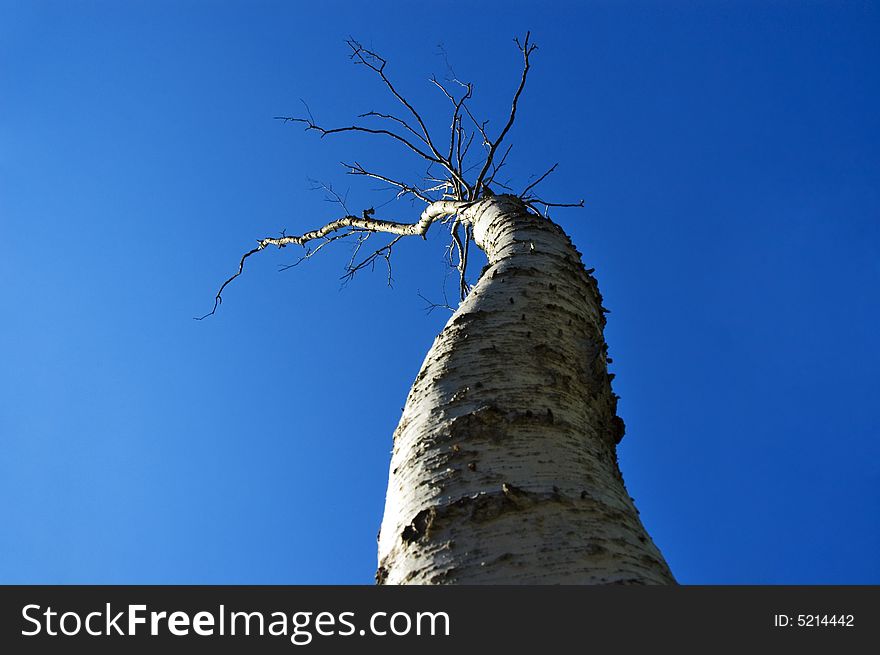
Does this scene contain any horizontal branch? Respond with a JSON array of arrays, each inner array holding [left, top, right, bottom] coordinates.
[[527, 197, 584, 209], [195, 200, 468, 319], [258, 200, 463, 247]]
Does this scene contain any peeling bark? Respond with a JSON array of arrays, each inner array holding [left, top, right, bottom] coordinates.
[[377, 195, 675, 584]]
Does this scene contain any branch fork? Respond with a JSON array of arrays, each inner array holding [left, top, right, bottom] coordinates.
[[199, 32, 582, 320]]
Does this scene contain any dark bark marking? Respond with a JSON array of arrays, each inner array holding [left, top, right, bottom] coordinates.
[[451, 309, 488, 326], [401, 507, 436, 543], [586, 543, 608, 556], [429, 569, 457, 584], [612, 416, 626, 444], [448, 404, 506, 442]]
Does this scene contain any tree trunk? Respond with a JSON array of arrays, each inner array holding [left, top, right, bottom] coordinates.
[[376, 195, 675, 584]]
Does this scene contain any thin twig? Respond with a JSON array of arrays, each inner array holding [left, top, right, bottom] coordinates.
[[521, 163, 558, 197], [344, 161, 432, 204], [417, 290, 455, 314], [343, 234, 405, 286], [195, 246, 262, 320]]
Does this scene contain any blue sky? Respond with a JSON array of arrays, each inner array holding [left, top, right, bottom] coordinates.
[[1, 0, 877, 584]]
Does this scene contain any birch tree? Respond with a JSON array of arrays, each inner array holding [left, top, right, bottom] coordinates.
[[202, 34, 676, 584]]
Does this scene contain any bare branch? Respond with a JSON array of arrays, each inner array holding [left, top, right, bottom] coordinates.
[[308, 178, 352, 214], [275, 115, 441, 165], [424, 177, 455, 198], [434, 86, 488, 191], [525, 197, 585, 218], [345, 230, 373, 273], [473, 32, 537, 197], [489, 178, 515, 192], [458, 130, 475, 174], [201, 34, 555, 319], [343, 233, 405, 286], [429, 75, 473, 164], [460, 103, 491, 149], [344, 161, 432, 204], [521, 162, 558, 197], [278, 230, 356, 271], [198, 200, 469, 317], [451, 219, 465, 288], [194, 246, 262, 320], [346, 39, 447, 166], [359, 110, 428, 148], [461, 224, 472, 300], [259, 200, 464, 248], [417, 290, 455, 314], [446, 218, 475, 302], [483, 143, 514, 189], [345, 39, 474, 196], [429, 75, 457, 104], [527, 197, 585, 209]]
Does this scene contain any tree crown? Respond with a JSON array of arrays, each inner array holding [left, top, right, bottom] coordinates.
[[198, 33, 581, 320]]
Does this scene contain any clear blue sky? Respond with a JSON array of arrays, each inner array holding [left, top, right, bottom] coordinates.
[[1, 0, 877, 584]]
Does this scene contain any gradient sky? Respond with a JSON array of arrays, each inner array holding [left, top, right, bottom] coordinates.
[[1, 0, 878, 584]]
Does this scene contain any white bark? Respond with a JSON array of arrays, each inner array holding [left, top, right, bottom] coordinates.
[[256, 200, 464, 248], [377, 195, 675, 584]]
